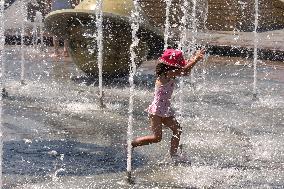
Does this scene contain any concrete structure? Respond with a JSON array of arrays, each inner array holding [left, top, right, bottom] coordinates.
[[138, 0, 284, 32], [6, 0, 284, 34], [45, 0, 164, 76]]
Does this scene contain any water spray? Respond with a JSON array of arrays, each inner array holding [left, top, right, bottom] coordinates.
[[126, 0, 140, 184], [0, 0, 4, 187], [34, 11, 43, 51], [201, 0, 209, 83], [189, 0, 197, 89], [252, 0, 259, 100], [177, 0, 189, 125], [164, 0, 172, 50], [95, 0, 104, 108], [20, 0, 27, 85]]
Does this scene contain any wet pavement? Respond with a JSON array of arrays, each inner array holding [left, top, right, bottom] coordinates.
[[1, 46, 284, 188]]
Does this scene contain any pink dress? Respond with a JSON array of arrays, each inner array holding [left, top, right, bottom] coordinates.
[[147, 79, 175, 117]]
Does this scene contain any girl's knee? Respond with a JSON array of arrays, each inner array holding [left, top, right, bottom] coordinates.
[[153, 134, 162, 143]]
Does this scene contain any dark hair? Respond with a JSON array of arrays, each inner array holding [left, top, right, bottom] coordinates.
[[156, 63, 178, 77]]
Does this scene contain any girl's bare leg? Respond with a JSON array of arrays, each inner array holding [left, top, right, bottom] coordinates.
[[132, 115, 163, 148], [162, 116, 182, 156]]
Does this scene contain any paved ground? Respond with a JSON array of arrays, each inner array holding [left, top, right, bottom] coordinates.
[[1, 46, 283, 188]]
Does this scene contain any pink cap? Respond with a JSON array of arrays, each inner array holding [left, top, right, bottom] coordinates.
[[159, 49, 186, 68]]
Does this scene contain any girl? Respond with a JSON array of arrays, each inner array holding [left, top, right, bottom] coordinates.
[[131, 48, 205, 162]]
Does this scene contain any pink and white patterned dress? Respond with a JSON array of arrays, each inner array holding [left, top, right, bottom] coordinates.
[[147, 79, 175, 117]]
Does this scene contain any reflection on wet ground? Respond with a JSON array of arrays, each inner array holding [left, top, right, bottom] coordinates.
[[2, 46, 284, 188]]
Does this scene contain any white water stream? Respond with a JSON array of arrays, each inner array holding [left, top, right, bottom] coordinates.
[[127, 0, 140, 182], [164, 0, 172, 50], [190, 0, 197, 85], [177, 0, 189, 123], [0, 1, 4, 188], [20, 0, 27, 84], [95, 0, 104, 107], [253, 0, 259, 98]]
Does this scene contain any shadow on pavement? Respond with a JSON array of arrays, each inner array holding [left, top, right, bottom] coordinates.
[[3, 139, 147, 176]]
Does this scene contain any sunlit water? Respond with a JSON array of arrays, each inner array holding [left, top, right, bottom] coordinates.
[[95, 0, 104, 108], [127, 0, 140, 178], [163, 0, 172, 50], [0, 0, 5, 188], [32, 11, 43, 50], [253, 0, 259, 97], [20, 0, 27, 84], [1, 46, 284, 188]]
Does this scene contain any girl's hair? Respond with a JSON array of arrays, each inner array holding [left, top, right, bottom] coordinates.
[[156, 63, 179, 77]]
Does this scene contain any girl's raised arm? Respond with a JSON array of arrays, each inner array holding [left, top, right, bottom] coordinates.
[[166, 49, 205, 78]]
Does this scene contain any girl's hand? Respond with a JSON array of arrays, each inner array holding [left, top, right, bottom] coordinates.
[[166, 49, 206, 78], [190, 49, 206, 63]]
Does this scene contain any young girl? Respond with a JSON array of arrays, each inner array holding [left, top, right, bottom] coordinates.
[[131, 48, 205, 162]]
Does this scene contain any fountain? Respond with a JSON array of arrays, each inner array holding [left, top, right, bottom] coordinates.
[[0, 0, 4, 188], [126, 0, 140, 182], [0, 0, 5, 98], [32, 11, 43, 50], [163, 0, 172, 50], [253, 0, 259, 100], [44, 0, 164, 77], [20, 0, 27, 85], [94, 0, 104, 108], [0, 0, 283, 188]]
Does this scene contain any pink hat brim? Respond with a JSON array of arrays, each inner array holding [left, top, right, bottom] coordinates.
[[159, 57, 186, 68]]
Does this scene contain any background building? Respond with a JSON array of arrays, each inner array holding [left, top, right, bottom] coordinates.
[[138, 0, 284, 32]]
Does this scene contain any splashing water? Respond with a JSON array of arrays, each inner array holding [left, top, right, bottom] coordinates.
[[33, 11, 43, 50], [1, 1, 283, 188], [200, 0, 209, 82], [164, 0, 172, 50], [0, 1, 4, 187], [177, 0, 189, 123], [0, 0, 4, 94], [20, 0, 27, 84], [190, 0, 197, 86], [178, 0, 189, 51], [127, 0, 140, 181], [95, 0, 104, 108], [253, 0, 259, 98]]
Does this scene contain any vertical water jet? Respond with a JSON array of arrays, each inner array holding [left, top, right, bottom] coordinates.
[[189, 0, 197, 88], [0, 0, 5, 98], [164, 0, 172, 50], [177, 0, 189, 122], [34, 11, 43, 50], [253, 0, 259, 100], [0, 0, 4, 187], [20, 0, 27, 85], [95, 0, 104, 108], [126, 0, 140, 184]]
